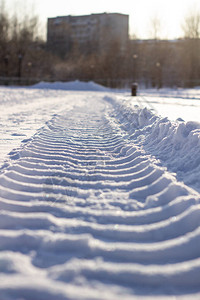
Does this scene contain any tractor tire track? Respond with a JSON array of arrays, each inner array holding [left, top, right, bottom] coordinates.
[[0, 95, 200, 299]]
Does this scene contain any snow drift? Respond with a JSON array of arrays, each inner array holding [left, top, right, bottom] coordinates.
[[33, 80, 109, 91], [111, 97, 200, 193]]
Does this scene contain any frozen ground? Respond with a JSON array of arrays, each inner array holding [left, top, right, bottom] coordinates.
[[0, 81, 200, 299]]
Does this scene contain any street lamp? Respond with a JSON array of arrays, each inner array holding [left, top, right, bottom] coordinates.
[[156, 61, 162, 89], [27, 62, 32, 84], [4, 55, 9, 77], [27, 61, 32, 68], [18, 54, 23, 79], [132, 54, 138, 82], [133, 54, 138, 60]]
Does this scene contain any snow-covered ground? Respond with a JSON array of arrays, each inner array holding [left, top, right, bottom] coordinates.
[[0, 81, 200, 299]]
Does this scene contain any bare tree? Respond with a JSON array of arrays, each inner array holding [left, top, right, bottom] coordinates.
[[149, 15, 162, 40], [182, 9, 200, 38], [181, 8, 200, 87], [0, 1, 10, 77], [0, 0, 54, 83]]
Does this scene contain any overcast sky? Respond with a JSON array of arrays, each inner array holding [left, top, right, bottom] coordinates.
[[4, 0, 200, 39]]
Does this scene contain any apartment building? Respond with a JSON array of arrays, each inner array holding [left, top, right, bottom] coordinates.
[[47, 13, 129, 56]]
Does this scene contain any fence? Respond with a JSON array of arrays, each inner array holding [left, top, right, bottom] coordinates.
[[0, 77, 40, 86]]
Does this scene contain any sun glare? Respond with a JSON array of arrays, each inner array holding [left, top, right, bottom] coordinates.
[[5, 0, 200, 38]]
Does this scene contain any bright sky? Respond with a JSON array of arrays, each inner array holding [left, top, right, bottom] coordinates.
[[5, 0, 200, 39]]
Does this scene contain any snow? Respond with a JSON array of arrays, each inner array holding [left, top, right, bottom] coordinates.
[[0, 81, 200, 299], [111, 99, 200, 192], [135, 95, 200, 122], [140, 86, 200, 99], [32, 80, 110, 91]]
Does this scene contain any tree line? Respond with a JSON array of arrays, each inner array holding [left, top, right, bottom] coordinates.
[[0, 1, 52, 84], [0, 2, 200, 88]]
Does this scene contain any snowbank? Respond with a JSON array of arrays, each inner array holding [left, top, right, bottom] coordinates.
[[112, 99, 200, 193], [33, 80, 109, 91]]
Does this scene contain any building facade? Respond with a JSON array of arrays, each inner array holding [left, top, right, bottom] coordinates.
[[47, 13, 129, 57]]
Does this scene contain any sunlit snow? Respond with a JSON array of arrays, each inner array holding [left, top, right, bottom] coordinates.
[[0, 81, 200, 299]]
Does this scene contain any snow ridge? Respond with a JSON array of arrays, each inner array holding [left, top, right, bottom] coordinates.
[[112, 98, 200, 193], [0, 95, 200, 299]]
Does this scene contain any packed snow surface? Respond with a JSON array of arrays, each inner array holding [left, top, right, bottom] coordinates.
[[0, 82, 200, 299]]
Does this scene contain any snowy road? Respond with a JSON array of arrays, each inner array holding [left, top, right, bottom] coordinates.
[[0, 83, 200, 299]]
